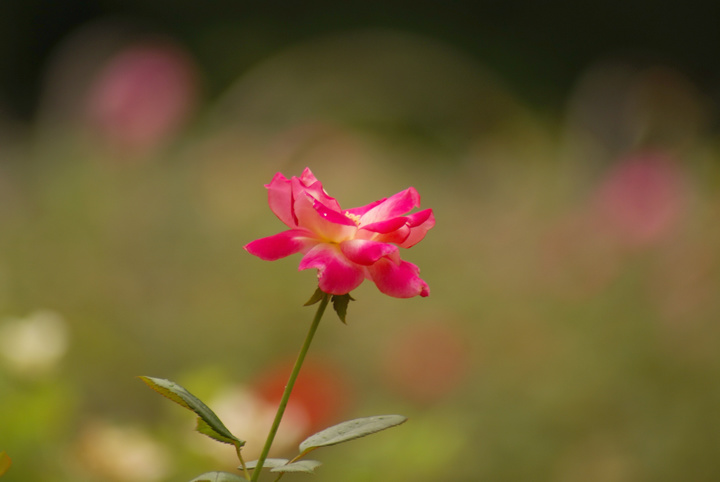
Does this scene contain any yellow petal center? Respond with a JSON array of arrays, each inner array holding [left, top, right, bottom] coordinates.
[[344, 212, 361, 226]]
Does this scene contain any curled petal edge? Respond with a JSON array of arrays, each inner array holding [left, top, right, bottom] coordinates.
[[361, 209, 434, 247], [296, 168, 342, 212], [399, 209, 435, 248], [358, 187, 421, 225], [266, 172, 295, 227], [368, 258, 430, 298]]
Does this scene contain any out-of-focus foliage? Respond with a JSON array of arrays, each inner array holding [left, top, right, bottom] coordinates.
[[2, 24, 720, 482]]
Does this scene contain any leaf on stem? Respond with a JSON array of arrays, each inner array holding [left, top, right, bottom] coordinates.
[[304, 287, 326, 306], [196, 418, 239, 445], [0, 452, 11, 477], [188, 471, 246, 482], [244, 459, 322, 474], [139, 376, 245, 447], [270, 460, 322, 474], [299, 414, 407, 455], [245, 458, 290, 470], [331, 293, 354, 323]]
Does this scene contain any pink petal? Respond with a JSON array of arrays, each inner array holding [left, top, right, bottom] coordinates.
[[311, 196, 357, 227], [293, 188, 356, 242], [340, 239, 399, 266], [345, 198, 385, 217], [299, 167, 318, 184], [265, 172, 296, 227], [398, 209, 435, 248], [407, 208, 433, 227], [360, 216, 408, 234], [359, 187, 420, 225], [265, 168, 343, 228], [298, 168, 342, 212], [363, 209, 435, 247], [368, 258, 430, 298], [370, 225, 411, 245], [244, 229, 316, 260], [299, 244, 366, 295]]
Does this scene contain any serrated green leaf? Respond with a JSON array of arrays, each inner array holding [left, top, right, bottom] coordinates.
[[139, 376, 193, 409], [139, 376, 244, 447], [270, 460, 322, 474], [331, 293, 354, 323], [244, 459, 289, 470], [0, 452, 11, 477], [299, 415, 407, 454], [195, 418, 238, 445], [304, 287, 326, 306], [188, 471, 246, 482]]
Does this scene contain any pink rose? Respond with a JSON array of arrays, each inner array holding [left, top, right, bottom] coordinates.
[[245, 168, 434, 298]]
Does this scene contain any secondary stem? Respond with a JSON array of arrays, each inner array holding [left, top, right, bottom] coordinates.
[[236, 445, 250, 480], [249, 293, 330, 481]]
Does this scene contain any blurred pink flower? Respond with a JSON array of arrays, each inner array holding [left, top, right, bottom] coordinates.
[[85, 42, 198, 155], [592, 152, 688, 246], [245, 168, 434, 297]]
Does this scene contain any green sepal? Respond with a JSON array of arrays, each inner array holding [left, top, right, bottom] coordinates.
[[304, 287, 327, 306], [188, 471, 246, 482], [0, 452, 11, 477], [331, 293, 354, 323], [139, 376, 244, 448]]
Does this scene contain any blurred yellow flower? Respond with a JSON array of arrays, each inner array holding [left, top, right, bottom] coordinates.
[[75, 421, 171, 482], [0, 310, 69, 376]]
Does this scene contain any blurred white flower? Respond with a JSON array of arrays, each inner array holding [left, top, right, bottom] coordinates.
[[75, 421, 171, 482], [189, 385, 309, 463], [0, 310, 69, 375]]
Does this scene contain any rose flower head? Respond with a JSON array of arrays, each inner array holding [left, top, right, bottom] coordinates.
[[245, 168, 434, 298]]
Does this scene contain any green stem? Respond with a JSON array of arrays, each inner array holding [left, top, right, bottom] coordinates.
[[250, 293, 330, 481], [236, 444, 250, 480]]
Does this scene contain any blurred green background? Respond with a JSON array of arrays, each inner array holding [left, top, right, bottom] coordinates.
[[2, 2, 720, 481]]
